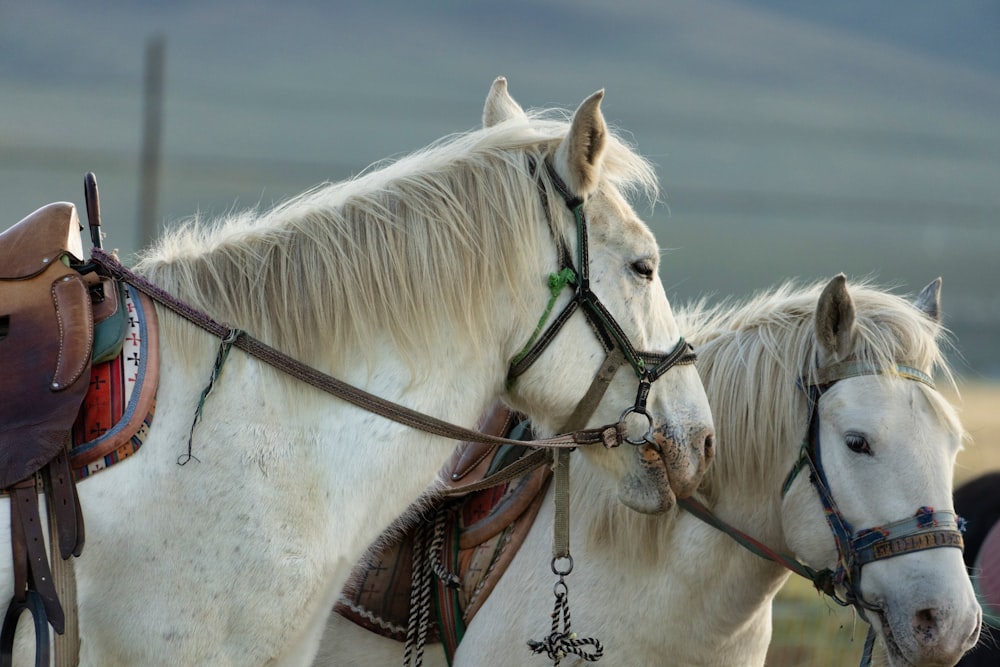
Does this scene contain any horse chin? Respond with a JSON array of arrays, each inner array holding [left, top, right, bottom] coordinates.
[[616, 443, 677, 514], [874, 607, 971, 667], [874, 610, 919, 667]]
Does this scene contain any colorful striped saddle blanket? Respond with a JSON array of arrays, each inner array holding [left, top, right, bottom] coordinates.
[[70, 282, 159, 477]]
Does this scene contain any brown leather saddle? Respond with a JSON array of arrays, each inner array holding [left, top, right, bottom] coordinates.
[[336, 404, 551, 659], [0, 176, 123, 660]]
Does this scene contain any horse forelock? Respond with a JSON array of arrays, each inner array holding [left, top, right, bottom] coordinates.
[[134, 110, 657, 377], [674, 278, 958, 503]]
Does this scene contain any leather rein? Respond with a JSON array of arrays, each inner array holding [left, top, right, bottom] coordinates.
[[89, 157, 695, 458], [679, 360, 964, 666]]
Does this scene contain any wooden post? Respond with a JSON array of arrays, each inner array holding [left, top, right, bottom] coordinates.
[[138, 34, 165, 248]]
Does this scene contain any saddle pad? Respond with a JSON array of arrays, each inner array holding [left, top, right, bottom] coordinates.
[[974, 518, 1000, 629], [70, 284, 159, 478], [336, 450, 550, 652]]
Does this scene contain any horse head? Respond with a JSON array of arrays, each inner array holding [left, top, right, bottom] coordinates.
[[485, 77, 714, 514], [781, 274, 980, 666]]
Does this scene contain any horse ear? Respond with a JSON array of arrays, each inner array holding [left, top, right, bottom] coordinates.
[[815, 273, 856, 361], [483, 76, 526, 127], [553, 89, 607, 196], [913, 277, 942, 323]]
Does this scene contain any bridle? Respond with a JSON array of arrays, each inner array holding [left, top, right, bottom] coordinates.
[[506, 158, 698, 666], [681, 360, 965, 666], [508, 158, 697, 445]]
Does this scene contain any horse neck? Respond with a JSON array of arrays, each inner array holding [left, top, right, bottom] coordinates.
[[566, 427, 794, 657]]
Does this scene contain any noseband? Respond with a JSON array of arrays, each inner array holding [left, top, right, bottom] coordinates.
[[508, 159, 696, 444]]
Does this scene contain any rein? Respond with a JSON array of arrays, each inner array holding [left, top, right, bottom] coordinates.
[[91, 249, 626, 453], [679, 360, 964, 667]]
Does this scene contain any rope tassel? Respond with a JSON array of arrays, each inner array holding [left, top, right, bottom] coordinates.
[[181, 327, 243, 465], [527, 575, 603, 665]]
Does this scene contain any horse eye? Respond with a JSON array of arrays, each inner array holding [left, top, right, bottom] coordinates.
[[631, 259, 655, 280], [845, 433, 872, 455]]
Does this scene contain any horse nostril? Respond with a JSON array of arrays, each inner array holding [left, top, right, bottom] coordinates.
[[704, 433, 715, 455], [913, 607, 940, 646]]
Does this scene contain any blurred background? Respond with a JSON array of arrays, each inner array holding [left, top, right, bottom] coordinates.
[[3, 1, 999, 662], [4, 0, 999, 378]]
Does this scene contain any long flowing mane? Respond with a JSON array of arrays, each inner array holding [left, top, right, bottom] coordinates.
[[583, 279, 961, 564], [675, 279, 961, 502], [134, 112, 656, 373]]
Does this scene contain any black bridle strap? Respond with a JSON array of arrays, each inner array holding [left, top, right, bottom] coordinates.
[[508, 159, 695, 389], [680, 361, 965, 644], [508, 298, 581, 380]]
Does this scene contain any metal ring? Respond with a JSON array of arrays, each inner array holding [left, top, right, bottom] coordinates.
[[551, 555, 574, 576], [620, 406, 654, 446]]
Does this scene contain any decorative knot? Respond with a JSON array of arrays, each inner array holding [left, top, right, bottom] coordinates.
[[528, 577, 602, 665], [548, 268, 576, 297], [528, 632, 603, 665]]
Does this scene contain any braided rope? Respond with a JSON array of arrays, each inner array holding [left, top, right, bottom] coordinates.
[[181, 327, 242, 465], [402, 521, 431, 667], [527, 578, 603, 665], [402, 508, 458, 667], [428, 510, 460, 588]]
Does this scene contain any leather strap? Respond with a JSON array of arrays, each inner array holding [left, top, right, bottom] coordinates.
[[44, 449, 85, 560], [8, 479, 64, 633], [93, 249, 628, 452]]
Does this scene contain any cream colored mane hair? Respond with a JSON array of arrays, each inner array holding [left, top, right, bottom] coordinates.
[[676, 279, 962, 503], [134, 114, 656, 374], [579, 278, 961, 565]]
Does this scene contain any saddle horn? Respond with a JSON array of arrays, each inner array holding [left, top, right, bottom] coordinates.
[[84, 172, 102, 250]]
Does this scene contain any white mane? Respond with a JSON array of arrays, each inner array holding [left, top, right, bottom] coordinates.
[[134, 111, 656, 374], [578, 278, 962, 564], [677, 279, 962, 502]]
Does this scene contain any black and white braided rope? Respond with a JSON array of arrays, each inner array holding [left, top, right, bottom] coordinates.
[[528, 577, 603, 665], [402, 508, 458, 667]]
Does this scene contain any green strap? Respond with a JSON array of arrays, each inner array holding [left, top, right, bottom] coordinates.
[[510, 267, 577, 368]]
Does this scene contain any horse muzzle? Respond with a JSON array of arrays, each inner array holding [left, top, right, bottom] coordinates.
[[616, 420, 714, 514]]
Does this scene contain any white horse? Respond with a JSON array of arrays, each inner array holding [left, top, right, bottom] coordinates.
[[322, 275, 981, 667], [0, 78, 714, 665]]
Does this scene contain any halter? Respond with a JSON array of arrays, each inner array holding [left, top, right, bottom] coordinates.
[[782, 362, 964, 608], [781, 360, 964, 662], [508, 158, 696, 446], [680, 359, 964, 666]]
